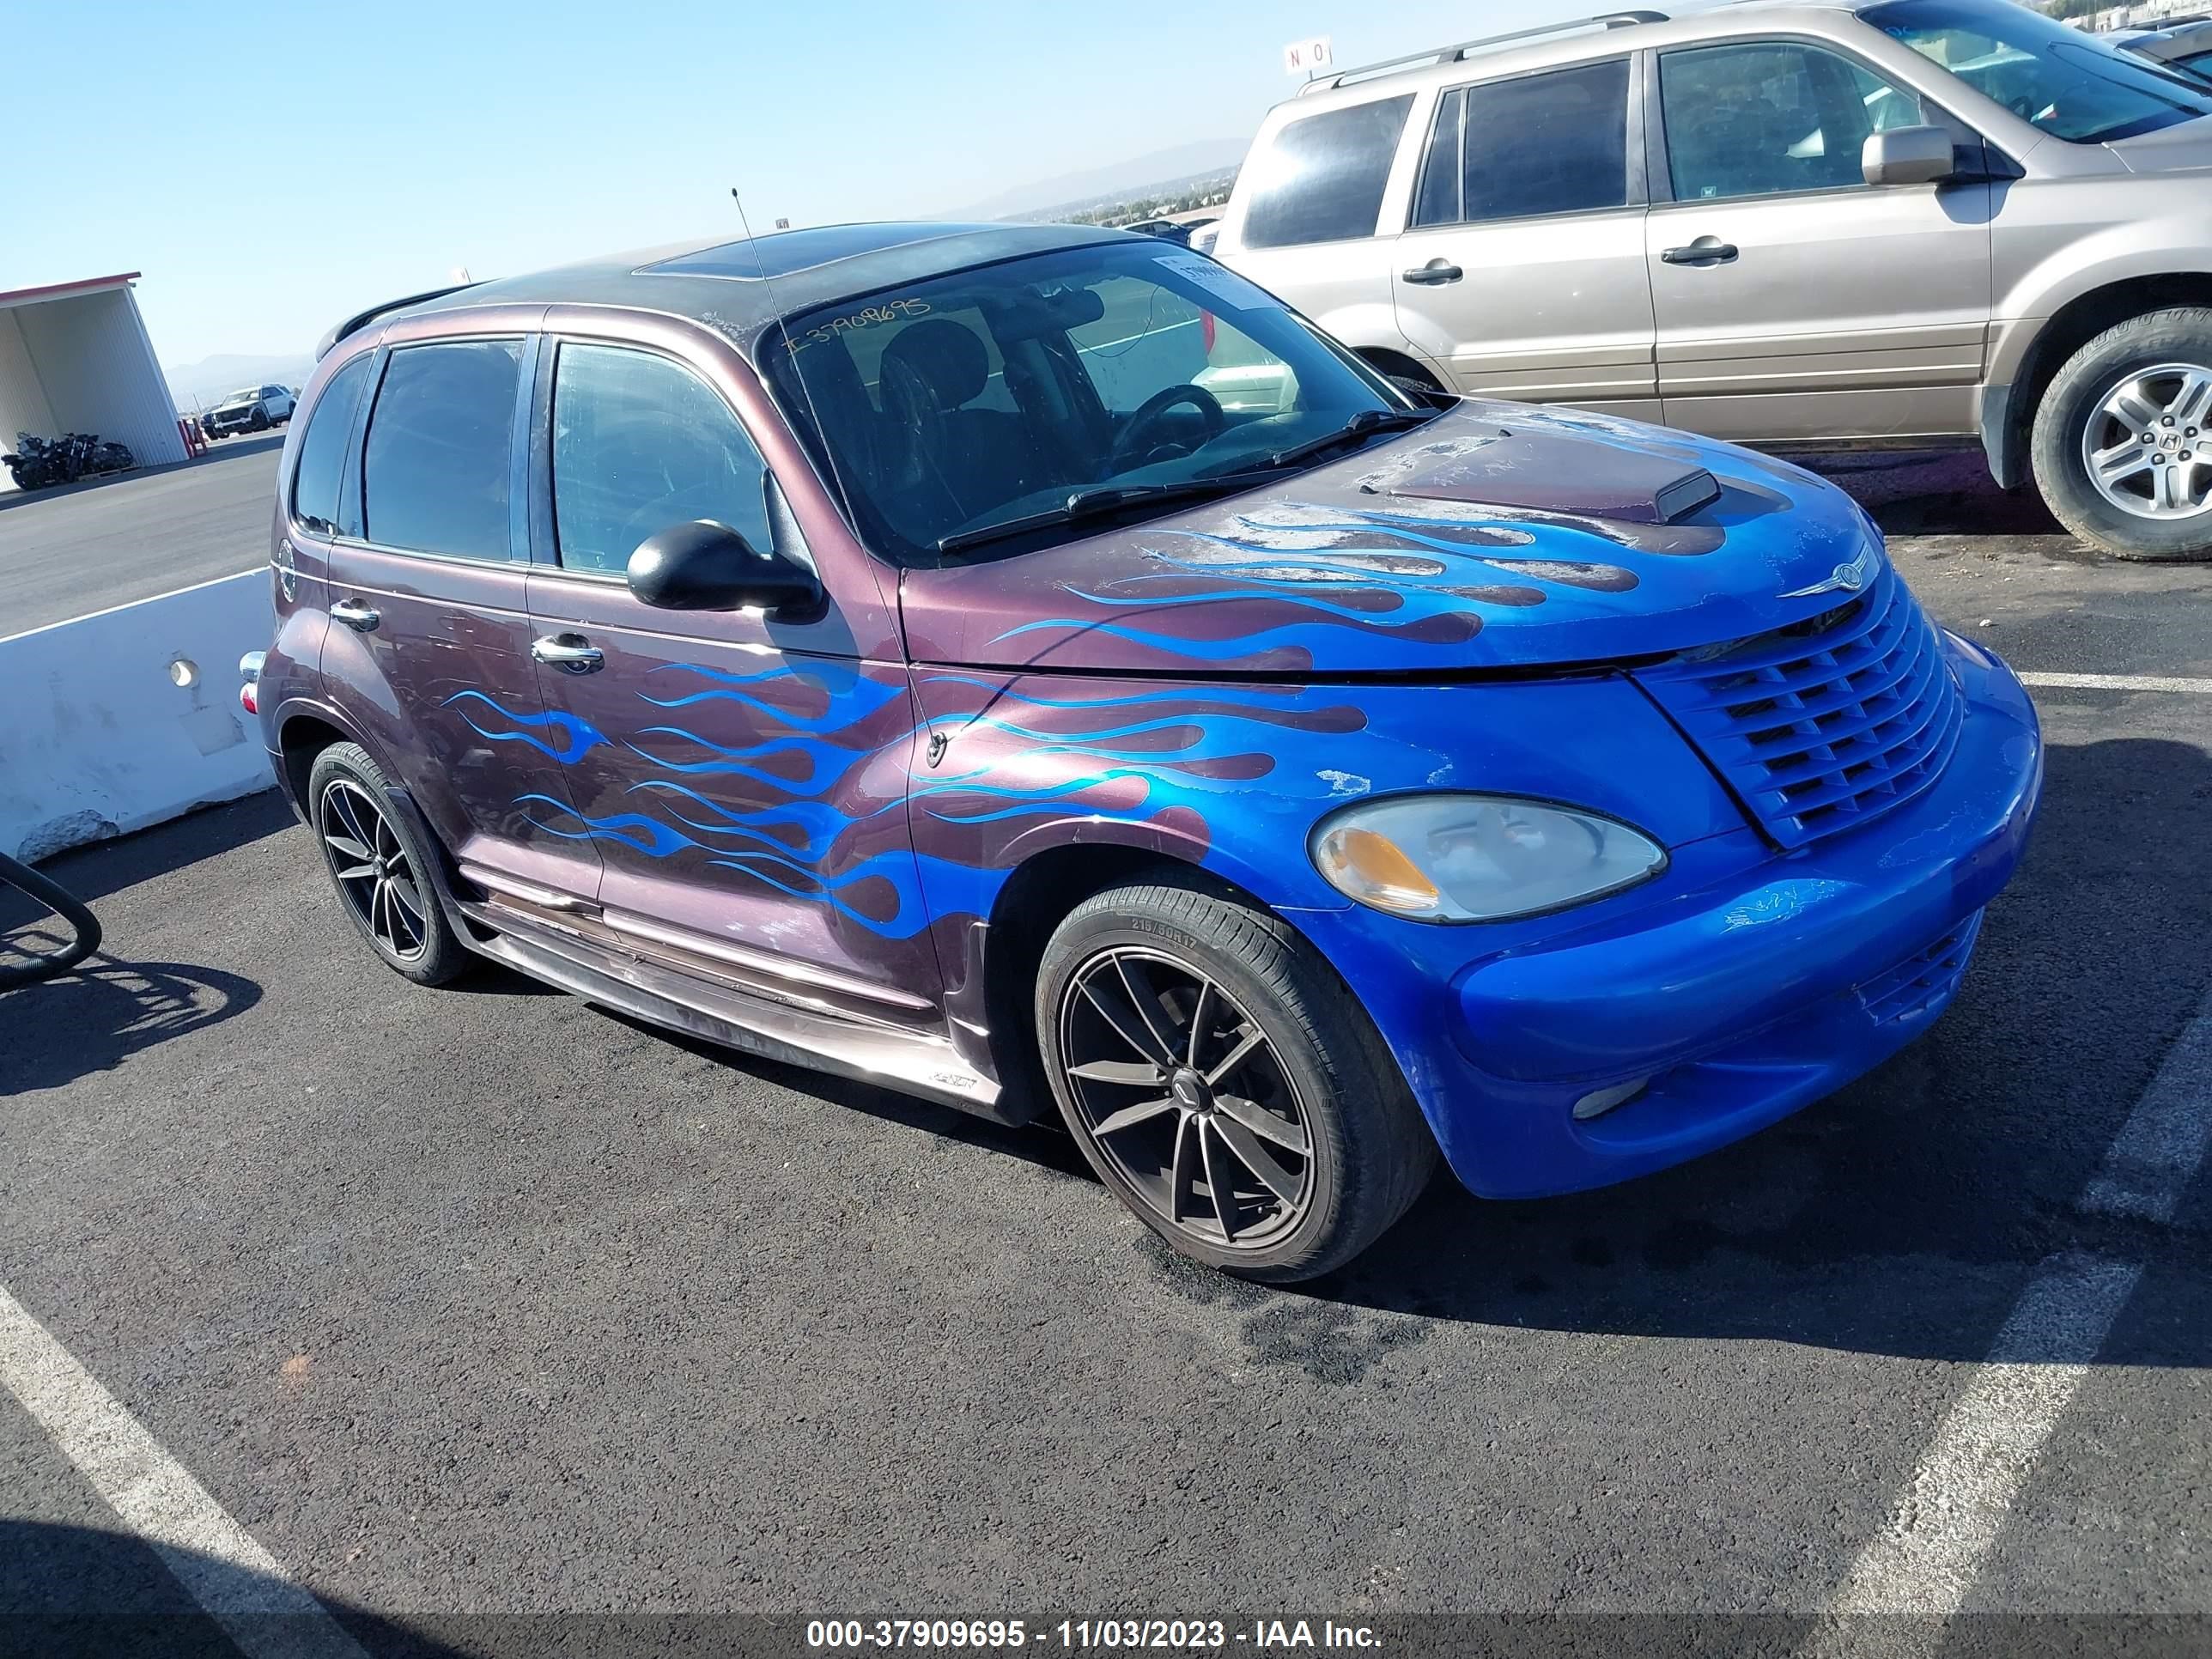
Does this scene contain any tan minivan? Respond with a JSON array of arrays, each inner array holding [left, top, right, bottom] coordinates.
[[1210, 0, 2212, 560]]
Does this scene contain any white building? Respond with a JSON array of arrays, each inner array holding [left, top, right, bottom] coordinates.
[[0, 272, 187, 491]]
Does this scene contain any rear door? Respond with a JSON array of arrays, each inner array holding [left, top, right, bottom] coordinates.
[[520, 320, 942, 1026], [321, 322, 605, 903], [1390, 56, 1660, 416], [1644, 37, 1992, 442]]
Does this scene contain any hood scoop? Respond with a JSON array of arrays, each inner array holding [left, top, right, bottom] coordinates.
[[1359, 427, 1721, 526]]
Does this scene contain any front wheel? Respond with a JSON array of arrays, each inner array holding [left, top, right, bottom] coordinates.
[[306, 743, 472, 986], [1036, 876, 1435, 1282], [2030, 307, 2212, 562]]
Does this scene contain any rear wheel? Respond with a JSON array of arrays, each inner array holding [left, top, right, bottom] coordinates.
[[2030, 307, 2212, 562], [307, 743, 471, 986], [1036, 876, 1434, 1282]]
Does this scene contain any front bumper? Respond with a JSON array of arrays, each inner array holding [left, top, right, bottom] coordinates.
[[1309, 631, 2042, 1200]]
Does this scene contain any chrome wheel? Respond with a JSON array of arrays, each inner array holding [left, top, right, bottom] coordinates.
[[2081, 362, 2212, 520], [1055, 947, 1315, 1249], [318, 779, 428, 961]]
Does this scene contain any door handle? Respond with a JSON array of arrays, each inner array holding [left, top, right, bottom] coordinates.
[[331, 598, 380, 632], [1662, 238, 1739, 267], [1401, 260, 1463, 285], [532, 633, 605, 674]]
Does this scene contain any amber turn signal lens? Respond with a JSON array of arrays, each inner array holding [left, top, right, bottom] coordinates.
[[1316, 826, 1442, 915]]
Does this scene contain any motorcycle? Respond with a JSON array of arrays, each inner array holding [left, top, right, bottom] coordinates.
[[3, 430, 133, 489]]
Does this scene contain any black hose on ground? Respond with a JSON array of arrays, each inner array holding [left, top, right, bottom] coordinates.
[[0, 850, 101, 989]]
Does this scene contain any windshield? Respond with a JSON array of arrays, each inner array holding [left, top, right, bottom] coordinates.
[[763, 240, 1412, 565], [225, 388, 260, 403], [1866, 0, 2212, 143]]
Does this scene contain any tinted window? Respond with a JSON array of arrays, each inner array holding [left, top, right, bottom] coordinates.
[[1455, 60, 1632, 224], [550, 343, 773, 576], [361, 339, 522, 561], [289, 356, 372, 535], [1662, 42, 1921, 201], [1242, 95, 1413, 249], [1413, 88, 1465, 227]]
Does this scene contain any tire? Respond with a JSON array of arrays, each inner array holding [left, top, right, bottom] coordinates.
[[305, 742, 472, 986], [1035, 873, 1436, 1283], [2029, 307, 2212, 562], [250, 410, 270, 431]]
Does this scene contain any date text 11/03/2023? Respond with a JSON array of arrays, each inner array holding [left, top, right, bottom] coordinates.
[[805, 1619, 1383, 1650]]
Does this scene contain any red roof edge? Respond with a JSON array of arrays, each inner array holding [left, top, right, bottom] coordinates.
[[0, 272, 143, 308]]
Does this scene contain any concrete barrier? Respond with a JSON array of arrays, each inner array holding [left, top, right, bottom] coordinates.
[[0, 570, 275, 863]]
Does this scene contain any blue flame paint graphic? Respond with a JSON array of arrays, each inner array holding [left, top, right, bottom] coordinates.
[[446, 691, 608, 764]]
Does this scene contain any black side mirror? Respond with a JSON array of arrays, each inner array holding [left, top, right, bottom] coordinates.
[[626, 520, 822, 616]]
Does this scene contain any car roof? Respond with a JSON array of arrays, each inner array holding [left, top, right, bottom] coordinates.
[[377, 221, 1137, 360]]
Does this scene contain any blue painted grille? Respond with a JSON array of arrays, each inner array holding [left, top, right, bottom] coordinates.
[[1856, 910, 1983, 1026], [1634, 566, 1963, 848]]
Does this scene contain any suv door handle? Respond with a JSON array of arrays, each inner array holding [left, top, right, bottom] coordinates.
[[1401, 260, 1463, 285], [1662, 238, 1739, 267], [331, 598, 380, 632], [532, 633, 605, 674]]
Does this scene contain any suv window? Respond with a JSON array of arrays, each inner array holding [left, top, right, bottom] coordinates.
[[1661, 41, 1923, 201], [1242, 94, 1413, 249], [361, 339, 523, 562], [550, 343, 773, 576], [1415, 59, 1632, 228], [289, 356, 373, 536]]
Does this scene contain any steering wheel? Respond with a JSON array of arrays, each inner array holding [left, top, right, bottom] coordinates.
[[1109, 383, 1227, 470]]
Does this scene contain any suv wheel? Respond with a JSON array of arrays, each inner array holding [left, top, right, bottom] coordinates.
[[1035, 876, 1435, 1282], [2031, 307, 2212, 561], [307, 743, 472, 986]]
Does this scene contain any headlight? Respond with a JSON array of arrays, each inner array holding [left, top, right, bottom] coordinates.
[[1310, 794, 1667, 923]]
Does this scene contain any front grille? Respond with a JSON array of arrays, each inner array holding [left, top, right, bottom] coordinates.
[[1857, 910, 1983, 1025], [1633, 565, 1963, 848]]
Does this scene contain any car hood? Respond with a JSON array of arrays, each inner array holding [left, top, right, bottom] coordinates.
[[214, 398, 262, 412], [2108, 113, 2212, 170], [898, 401, 1887, 677]]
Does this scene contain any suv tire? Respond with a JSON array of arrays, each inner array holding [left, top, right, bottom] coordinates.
[[307, 742, 473, 987], [1035, 875, 1435, 1282], [2031, 307, 2212, 562]]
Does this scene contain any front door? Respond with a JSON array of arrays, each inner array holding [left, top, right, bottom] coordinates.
[[1390, 57, 1658, 417], [1645, 38, 1993, 442], [522, 332, 942, 1024], [324, 330, 605, 903]]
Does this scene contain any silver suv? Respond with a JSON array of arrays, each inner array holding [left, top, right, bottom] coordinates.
[[1211, 0, 2212, 561]]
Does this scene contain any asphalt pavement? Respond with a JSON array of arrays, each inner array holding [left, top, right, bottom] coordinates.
[[0, 437, 281, 637], [0, 457, 2209, 1655]]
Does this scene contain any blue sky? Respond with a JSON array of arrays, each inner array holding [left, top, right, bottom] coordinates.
[[10, 1, 1595, 366]]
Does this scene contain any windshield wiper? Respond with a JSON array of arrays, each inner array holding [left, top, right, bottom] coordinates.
[[1223, 408, 1437, 477], [935, 471, 1277, 556]]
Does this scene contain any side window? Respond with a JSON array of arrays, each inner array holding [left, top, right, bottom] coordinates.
[[1242, 94, 1414, 249], [1661, 41, 1923, 202], [1453, 59, 1632, 225], [289, 356, 373, 536], [361, 339, 523, 561], [1412, 88, 1464, 228], [550, 343, 773, 576]]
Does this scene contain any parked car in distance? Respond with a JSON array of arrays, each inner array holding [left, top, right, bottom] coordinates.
[[1208, 0, 2212, 561], [2112, 17, 2212, 82], [247, 222, 2040, 1280], [204, 384, 295, 437], [1124, 215, 1220, 246]]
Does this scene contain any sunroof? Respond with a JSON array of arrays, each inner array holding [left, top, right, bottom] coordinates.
[[638, 223, 979, 281]]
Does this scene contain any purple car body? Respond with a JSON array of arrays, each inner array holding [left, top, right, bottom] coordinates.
[[250, 223, 2040, 1278]]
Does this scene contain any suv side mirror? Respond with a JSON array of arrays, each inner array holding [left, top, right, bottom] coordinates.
[[1862, 125, 1956, 188], [626, 520, 822, 616]]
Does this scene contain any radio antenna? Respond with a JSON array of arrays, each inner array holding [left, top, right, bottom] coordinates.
[[728, 185, 858, 530]]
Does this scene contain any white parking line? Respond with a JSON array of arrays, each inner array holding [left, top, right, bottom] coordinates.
[[2018, 671, 2212, 695], [0, 1282, 367, 1659], [1809, 1000, 2211, 1642], [0, 566, 263, 645]]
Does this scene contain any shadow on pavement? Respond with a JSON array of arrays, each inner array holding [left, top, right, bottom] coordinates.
[[0, 955, 262, 1098], [0, 794, 294, 920], [1280, 732, 2212, 1368]]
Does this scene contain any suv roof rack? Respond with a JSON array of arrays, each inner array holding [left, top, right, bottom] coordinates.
[[1296, 9, 1669, 94], [313, 283, 481, 361]]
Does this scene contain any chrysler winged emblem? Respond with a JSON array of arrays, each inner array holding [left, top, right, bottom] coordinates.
[[1778, 547, 1876, 600]]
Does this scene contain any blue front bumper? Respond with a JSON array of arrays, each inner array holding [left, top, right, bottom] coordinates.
[[1304, 632, 2043, 1200]]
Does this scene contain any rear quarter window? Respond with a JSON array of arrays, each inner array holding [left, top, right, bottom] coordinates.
[[289, 355, 373, 536], [1241, 94, 1414, 249]]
